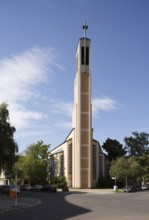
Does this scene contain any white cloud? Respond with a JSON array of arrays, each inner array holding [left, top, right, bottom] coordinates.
[[92, 97, 117, 114], [55, 121, 72, 130], [0, 47, 118, 151], [0, 46, 64, 130], [15, 129, 51, 138], [48, 96, 117, 119], [9, 103, 47, 129], [49, 99, 73, 117]]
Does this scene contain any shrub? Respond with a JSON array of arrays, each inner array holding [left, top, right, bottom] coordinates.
[[51, 176, 67, 188], [97, 176, 114, 188]]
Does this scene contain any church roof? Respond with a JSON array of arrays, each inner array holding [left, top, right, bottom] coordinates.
[[48, 129, 74, 154]]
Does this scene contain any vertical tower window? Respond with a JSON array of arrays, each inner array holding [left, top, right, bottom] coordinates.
[[93, 144, 97, 179], [68, 144, 72, 175], [60, 154, 64, 176], [81, 46, 89, 65]]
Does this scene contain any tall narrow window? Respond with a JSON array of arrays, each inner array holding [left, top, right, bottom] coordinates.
[[49, 156, 55, 181], [60, 154, 64, 176], [68, 144, 72, 175], [86, 47, 89, 65], [81, 46, 89, 65], [93, 145, 97, 179]]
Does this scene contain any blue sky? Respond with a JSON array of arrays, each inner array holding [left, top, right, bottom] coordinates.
[[0, 0, 149, 153]]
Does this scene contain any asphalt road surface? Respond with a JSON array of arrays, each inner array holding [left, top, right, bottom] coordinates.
[[0, 190, 149, 220]]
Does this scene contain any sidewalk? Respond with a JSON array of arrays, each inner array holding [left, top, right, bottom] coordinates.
[[0, 194, 41, 213], [68, 188, 114, 194]]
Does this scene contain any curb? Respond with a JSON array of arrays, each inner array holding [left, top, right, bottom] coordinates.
[[0, 198, 42, 214], [68, 189, 114, 194]]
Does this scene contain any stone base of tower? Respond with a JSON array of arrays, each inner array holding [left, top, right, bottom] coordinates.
[[48, 130, 106, 189]]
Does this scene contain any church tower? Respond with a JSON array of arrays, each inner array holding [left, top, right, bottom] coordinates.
[[48, 23, 104, 189], [72, 23, 93, 188]]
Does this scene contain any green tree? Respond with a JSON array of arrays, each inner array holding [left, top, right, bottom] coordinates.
[[51, 176, 67, 188], [110, 156, 144, 186], [110, 157, 129, 186], [102, 138, 126, 162], [0, 102, 18, 171], [129, 156, 144, 182], [124, 131, 149, 156], [136, 155, 149, 183], [16, 140, 50, 185]]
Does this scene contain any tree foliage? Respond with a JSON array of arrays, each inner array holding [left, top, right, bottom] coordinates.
[[102, 138, 126, 161], [97, 175, 114, 188], [0, 102, 18, 171], [16, 140, 50, 185], [124, 131, 149, 156], [51, 176, 67, 188], [110, 156, 144, 186], [135, 155, 149, 181], [110, 157, 129, 185]]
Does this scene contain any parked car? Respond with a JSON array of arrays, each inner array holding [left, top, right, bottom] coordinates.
[[0, 185, 20, 195], [141, 184, 149, 190], [31, 185, 42, 192], [124, 185, 137, 193], [0, 185, 10, 194], [62, 186, 69, 192], [134, 185, 142, 191], [25, 184, 32, 191], [20, 184, 31, 191], [19, 185, 26, 191], [41, 185, 57, 193]]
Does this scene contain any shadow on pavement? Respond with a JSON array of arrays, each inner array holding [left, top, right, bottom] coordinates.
[[50, 191, 91, 219], [0, 191, 92, 220]]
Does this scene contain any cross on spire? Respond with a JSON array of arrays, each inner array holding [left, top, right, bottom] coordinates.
[[82, 21, 88, 38]]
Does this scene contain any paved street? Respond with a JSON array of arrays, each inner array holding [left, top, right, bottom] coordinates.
[[0, 190, 149, 220]]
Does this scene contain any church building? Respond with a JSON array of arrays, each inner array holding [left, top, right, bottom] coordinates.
[[48, 24, 107, 188]]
